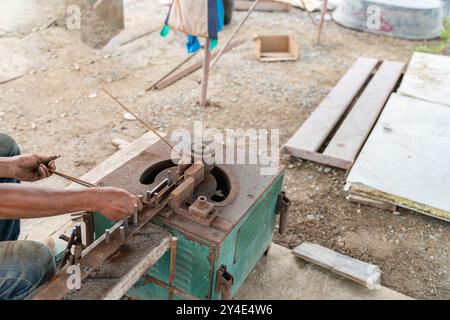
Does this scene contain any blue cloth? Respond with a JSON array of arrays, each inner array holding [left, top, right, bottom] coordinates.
[[0, 133, 56, 300], [185, 0, 224, 53], [0, 133, 21, 241], [186, 35, 202, 53]]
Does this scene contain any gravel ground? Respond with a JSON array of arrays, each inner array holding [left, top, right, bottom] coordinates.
[[0, 0, 448, 299]]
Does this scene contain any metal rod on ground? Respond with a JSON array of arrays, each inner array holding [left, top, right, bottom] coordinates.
[[209, 0, 263, 70], [101, 87, 182, 157], [199, 39, 211, 107], [120, 27, 160, 47], [316, 0, 327, 44], [146, 50, 199, 91], [49, 169, 98, 188], [299, 0, 318, 26]]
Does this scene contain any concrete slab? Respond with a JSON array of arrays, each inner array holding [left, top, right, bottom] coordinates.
[[346, 93, 450, 222], [237, 243, 411, 300], [398, 52, 450, 107]]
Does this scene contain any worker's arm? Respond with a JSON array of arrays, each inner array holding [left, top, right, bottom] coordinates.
[[0, 154, 57, 181], [0, 154, 142, 221], [0, 184, 142, 221]]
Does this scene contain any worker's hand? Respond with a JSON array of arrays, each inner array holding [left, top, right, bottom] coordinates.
[[94, 187, 143, 221], [10, 154, 58, 182]]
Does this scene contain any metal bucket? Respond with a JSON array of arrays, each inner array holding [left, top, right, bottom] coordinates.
[[443, 0, 450, 17], [333, 0, 444, 40]]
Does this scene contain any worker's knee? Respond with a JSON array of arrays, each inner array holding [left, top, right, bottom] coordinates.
[[0, 133, 21, 157], [0, 241, 55, 300]]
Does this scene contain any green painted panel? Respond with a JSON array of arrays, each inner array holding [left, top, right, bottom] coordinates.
[[93, 211, 115, 239], [127, 278, 168, 300], [94, 171, 285, 301], [143, 228, 214, 300], [234, 201, 269, 263], [211, 172, 285, 299]]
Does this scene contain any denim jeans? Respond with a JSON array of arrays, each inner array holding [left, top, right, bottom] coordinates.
[[0, 133, 56, 300]]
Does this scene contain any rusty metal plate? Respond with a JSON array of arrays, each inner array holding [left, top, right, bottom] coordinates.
[[96, 139, 283, 244]]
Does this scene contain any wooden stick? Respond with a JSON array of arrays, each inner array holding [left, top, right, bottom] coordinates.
[[199, 39, 211, 107], [316, 0, 327, 44], [146, 50, 199, 91], [50, 169, 98, 188], [101, 87, 182, 157], [155, 39, 245, 90], [209, 0, 262, 70]]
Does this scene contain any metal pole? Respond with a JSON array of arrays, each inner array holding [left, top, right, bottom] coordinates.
[[316, 0, 327, 44], [199, 38, 211, 107], [210, 0, 262, 70], [168, 237, 178, 300]]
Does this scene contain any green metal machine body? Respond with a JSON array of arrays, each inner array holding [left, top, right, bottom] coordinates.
[[93, 140, 287, 300]]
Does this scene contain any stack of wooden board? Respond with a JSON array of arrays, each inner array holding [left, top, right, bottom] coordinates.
[[282, 57, 405, 170], [345, 52, 450, 222]]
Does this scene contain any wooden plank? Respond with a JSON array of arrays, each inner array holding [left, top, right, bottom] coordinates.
[[235, 0, 292, 12], [238, 244, 411, 300], [64, 223, 171, 300], [292, 242, 381, 289], [323, 60, 405, 164], [398, 52, 450, 107], [346, 94, 450, 222], [31, 198, 169, 300], [283, 57, 379, 154], [346, 194, 397, 211], [155, 39, 245, 90], [348, 183, 450, 222], [281, 147, 352, 169], [67, 132, 163, 189]]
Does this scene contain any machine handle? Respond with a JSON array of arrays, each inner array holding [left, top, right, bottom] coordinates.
[[277, 191, 291, 235]]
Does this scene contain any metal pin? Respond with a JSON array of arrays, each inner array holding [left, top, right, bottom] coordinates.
[[105, 229, 111, 243], [133, 205, 138, 225], [119, 226, 126, 240], [146, 190, 151, 202]]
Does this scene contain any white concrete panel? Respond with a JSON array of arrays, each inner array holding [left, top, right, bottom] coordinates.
[[398, 52, 450, 107], [347, 93, 450, 213]]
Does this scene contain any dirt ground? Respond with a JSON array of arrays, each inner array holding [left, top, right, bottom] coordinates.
[[0, 1, 448, 299]]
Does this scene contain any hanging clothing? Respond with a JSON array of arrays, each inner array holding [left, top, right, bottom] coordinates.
[[161, 0, 224, 53]]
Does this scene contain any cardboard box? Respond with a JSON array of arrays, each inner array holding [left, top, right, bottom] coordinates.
[[255, 35, 300, 62]]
